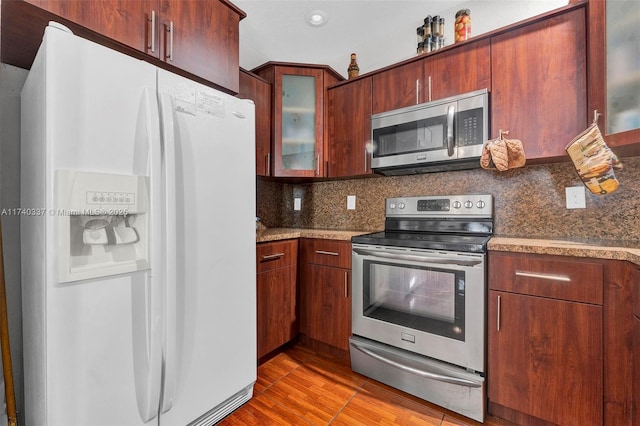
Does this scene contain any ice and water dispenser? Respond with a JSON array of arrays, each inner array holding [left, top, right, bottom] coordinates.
[[56, 170, 150, 283]]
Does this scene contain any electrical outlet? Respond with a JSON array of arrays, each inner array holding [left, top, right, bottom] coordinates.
[[347, 195, 356, 210], [294, 197, 301, 211], [566, 186, 586, 209]]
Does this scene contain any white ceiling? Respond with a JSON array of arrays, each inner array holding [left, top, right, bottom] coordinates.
[[234, 0, 569, 79]]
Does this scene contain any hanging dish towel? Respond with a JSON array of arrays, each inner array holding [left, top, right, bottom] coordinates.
[[565, 113, 622, 195], [480, 130, 526, 171]]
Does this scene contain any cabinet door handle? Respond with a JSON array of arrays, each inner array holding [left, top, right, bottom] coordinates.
[[261, 253, 284, 261], [166, 21, 174, 61], [315, 250, 339, 256], [344, 272, 349, 298], [496, 294, 501, 332], [147, 11, 156, 53], [428, 75, 432, 102], [265, 153, 270, 176], [364, 146, 368, 172], [315, 155, 320, 176], [515, 271, 571, 282], [415, 79, 420, 105]]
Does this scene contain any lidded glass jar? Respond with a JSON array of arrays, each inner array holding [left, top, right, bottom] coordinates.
[[454, 9, 471, 42], [431, 15, 440, 37], [417, 26, 425, 44], [438, 17, 445, 37], [423, 16, 432, 37]]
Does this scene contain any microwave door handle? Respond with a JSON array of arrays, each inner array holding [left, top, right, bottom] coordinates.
[[446, 105, 455, 157]]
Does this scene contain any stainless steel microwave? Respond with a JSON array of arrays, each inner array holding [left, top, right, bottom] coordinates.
[[370, 89, 488, 175]]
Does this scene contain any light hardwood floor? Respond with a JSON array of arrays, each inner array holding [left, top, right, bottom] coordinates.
[[219, 343, 515, 425]]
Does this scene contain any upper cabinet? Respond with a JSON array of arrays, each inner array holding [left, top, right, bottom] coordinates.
[[238, 69, 272, 177], [4, 0, 244, 93], [491, 7, 587, 162], [326, 77, 373, 178], [34, 0, 157, 56], [253, 63, 342, 178], [588, 0, 640, 154], [371, 60, 423, 114], [371, 38, 491, 115], [158, 1, 243, 92]]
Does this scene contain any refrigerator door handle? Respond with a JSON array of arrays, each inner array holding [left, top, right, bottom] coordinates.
[[158, 91, 178, 413], [132, 87, 163, 422]]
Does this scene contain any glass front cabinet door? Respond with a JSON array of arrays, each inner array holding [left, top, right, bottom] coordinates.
[[252, 63, 342, 177], [280, 72, 321, 174], [589, 0, 640, 153]]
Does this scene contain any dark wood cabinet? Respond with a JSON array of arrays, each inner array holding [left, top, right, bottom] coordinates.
[[160, 0, 242, 93], [36, 0, 157, 57], [299, 239, 351, 352], [488, 292, 602, 425], [491, 7, 587, 162], [635, 317, 640, 426], [256, 239, 298, 359], [327, 77, 373, 178], [252, 63, 343, 178], [371, 38, 490, 115], [488, 252, 603, 425], [372, 59, 423, 115], [303, 264, 351, 350], [633, 266, 640, 426], [427, 38, 491, 101], [7, 0, 244, 93], [239, 69, 272, 176]]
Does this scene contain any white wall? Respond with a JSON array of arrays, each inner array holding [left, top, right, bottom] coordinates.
[[324, 0, 570, 77], [0, 62, 28, 426]]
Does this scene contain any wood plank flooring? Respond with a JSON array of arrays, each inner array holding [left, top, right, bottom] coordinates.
[[219, 343, 515, 426]]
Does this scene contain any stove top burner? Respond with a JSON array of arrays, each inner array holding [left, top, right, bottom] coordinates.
[[351, 231, 491, 253], [352, 195, 494, 253]]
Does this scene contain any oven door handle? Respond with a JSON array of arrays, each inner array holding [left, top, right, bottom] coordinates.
[[350, 341, 482, 388], [352, 247, 482, 267]]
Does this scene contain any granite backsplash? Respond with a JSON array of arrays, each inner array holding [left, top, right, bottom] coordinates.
[[257, 156, 640, 242]]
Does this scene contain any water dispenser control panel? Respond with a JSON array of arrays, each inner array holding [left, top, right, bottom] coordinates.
[[56, 170, 150, 283]]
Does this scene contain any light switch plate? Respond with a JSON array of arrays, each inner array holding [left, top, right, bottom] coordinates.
[[294, 197, 301, 211], [566, 186, 586, 209], [347, 195, 356, 210]]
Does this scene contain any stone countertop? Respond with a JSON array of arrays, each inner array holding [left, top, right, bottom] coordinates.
[[256, 228, 372, 243], [257, 230, 640, 266], [489, 236, 640, 266]]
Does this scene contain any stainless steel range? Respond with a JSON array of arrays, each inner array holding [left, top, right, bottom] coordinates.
[[350, 194, 493, 422]]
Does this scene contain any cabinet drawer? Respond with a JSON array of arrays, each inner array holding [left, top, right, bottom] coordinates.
[[489, 252, 603, 305], [256, 239, 298, 273], [302, 239, 351, 269]]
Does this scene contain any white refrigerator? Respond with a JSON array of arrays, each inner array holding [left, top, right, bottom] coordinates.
[[20, 23, 256, 426]]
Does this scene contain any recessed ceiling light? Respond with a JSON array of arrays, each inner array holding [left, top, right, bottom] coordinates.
[[305, 10, 328, 27]]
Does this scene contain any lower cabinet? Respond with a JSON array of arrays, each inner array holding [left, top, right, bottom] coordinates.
[[488, 252, 604, 425], [299, 239, 352, 352], [635, 315, 640, 426], [256, 239, 298, 358], [633, 266, 640, 426]]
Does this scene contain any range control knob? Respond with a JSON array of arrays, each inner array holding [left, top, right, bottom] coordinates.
[[464, 200, 473, 209], [389, 203, 396, 209], [452, 201, 462, 209], [476, 200, 486, 209], [398, 202, 405, 209]]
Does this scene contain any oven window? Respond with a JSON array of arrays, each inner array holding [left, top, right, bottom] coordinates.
[[363, 260, 465, 341]]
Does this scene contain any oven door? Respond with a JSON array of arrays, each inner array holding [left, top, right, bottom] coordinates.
[[351, 243, 486, 373]]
